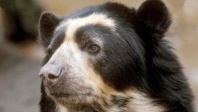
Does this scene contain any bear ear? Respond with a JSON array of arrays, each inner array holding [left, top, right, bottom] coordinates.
[[136, 0, 171, 40], [39, 12, 60, 48]]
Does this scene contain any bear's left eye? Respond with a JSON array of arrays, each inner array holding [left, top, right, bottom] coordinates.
[[87, 44, 100, 53]]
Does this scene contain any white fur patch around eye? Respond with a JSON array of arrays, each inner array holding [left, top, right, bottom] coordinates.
[[55, 13, 116, 40]]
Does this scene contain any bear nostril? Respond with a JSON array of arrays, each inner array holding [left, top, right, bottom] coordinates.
[[39, 73, 44, 78], [48, 73, 59, 80], [39, 72, 46, 79], [39, 64, 64, 81]]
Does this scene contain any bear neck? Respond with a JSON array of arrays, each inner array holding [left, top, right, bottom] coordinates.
[[56, 94, 131, 112]]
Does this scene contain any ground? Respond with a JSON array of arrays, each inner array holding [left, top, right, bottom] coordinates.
[[0, 39, 42, 112]]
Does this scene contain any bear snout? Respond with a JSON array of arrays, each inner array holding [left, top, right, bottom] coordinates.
[[39, 64, 64, 85]]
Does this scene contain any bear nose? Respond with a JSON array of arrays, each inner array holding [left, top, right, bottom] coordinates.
[[39, 64, 63, 81]]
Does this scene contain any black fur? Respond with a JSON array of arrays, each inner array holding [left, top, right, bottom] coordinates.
[[39, 0, 195, 112], [39, 12, 61, 48]]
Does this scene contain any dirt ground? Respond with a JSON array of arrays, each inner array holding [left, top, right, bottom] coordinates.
[[0, 0, 198, 112]]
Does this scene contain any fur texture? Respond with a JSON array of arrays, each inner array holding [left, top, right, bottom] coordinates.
[[38, 0, 195, 112]]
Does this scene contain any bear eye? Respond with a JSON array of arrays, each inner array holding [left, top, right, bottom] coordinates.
[[87, 44, 100, 53]]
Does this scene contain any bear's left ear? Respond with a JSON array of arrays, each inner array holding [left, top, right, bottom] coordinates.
[[136, 0, 171, 40], [39, 12, 60, 48]]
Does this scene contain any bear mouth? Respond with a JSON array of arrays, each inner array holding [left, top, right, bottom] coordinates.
[[45, 86, 95, 100], [50, 91, 93, 98], [49, 91, 97, 104]]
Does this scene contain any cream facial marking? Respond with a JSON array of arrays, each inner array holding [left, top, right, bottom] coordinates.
[[105, 89, 165, 112], [55, 13, 116, 40], [45, 40, 102, 91], [57, 104, 68, 112], [127, 91, 165, 112]]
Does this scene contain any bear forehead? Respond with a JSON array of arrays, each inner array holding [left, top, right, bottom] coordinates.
[[55, 13, 116, 41]]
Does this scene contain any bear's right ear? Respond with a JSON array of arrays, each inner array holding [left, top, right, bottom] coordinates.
[[136, 0, 171, 41], [39, 12, 60, 48]]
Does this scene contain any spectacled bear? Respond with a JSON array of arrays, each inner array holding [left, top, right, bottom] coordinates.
[[38, 0, 195, 112]]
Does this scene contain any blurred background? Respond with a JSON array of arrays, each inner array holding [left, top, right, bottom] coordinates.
[[0, 0, 197, 112]]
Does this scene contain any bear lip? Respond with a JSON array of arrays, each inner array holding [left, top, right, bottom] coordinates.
[[47, 88, 95, 99], [51, 92, 93, 98]]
